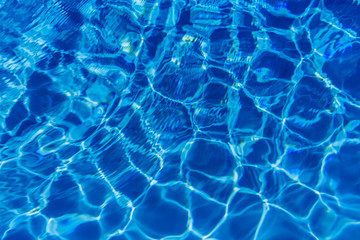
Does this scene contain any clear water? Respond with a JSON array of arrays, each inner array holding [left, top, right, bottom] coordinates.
[[1, 0, 360, 239]]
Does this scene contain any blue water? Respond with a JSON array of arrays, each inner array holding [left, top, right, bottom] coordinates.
[[1, 0, 360, 239]]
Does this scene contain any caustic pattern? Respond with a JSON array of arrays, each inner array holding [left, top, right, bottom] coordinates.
[[1, 0, 360, 239]]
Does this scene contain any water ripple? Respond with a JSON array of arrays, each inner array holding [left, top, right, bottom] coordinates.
[[1, 0, 360, 239]]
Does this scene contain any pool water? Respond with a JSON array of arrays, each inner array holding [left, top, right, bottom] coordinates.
[[1, 0, 360, 239]]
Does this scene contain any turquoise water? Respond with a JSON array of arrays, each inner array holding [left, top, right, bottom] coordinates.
[[1, 0, 360, 239]]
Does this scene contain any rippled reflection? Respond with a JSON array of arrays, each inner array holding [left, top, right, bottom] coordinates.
[[1, 0, 360, 239]]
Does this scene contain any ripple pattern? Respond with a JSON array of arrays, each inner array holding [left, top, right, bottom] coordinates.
[[1, 0, 360, 239]]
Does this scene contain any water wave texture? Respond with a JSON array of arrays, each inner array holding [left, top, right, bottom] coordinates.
[[1, 0, 360, 239]]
